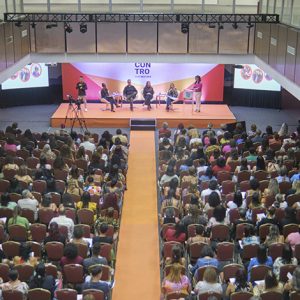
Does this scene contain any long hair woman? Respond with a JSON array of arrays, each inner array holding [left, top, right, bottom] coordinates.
[[192, 75, 202, 112]]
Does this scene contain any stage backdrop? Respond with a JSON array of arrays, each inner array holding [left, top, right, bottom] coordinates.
[[62, 63, 224, 102]]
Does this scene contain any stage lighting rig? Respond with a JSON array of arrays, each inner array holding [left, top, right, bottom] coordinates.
[[232, 22, 238, 29], [80, 23, 87, 33], [46, 23, 58, 29], [181, 23, 189, 34], [65, 23, 73, 33]]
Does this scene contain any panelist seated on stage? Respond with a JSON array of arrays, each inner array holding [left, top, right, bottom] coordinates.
[[166, 82, 179, 112], [123, 79, 138, 111], [100, 83, 118, 112], [142, 81, 155, 111]]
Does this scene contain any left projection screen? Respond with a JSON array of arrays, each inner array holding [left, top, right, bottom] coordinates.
[[1, 63, 49, 90]]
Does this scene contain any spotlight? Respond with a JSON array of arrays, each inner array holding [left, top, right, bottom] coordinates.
[[80, 23, 87, 34], [218, 23, 224, 30], [65, 23, 73, 33], [176, 14, 180, 22], [232, 22, 238, 29], [46, 23, 58, 29], [247, 22, 254, 28], [181, 23, 189, 34], [234, 65, 244, 69], [15, 21, 22, 27], [31, 22, 36, 29], [208, 23, 216, 29]]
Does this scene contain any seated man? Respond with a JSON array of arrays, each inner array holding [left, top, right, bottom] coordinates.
[[123, 79, 137, 111], [82, 265, 112, 299]]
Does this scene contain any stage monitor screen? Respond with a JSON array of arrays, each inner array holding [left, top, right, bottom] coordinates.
[[234, 64, 281, 91], [1, 63, 49, 90], [62, 63, 225, 102]]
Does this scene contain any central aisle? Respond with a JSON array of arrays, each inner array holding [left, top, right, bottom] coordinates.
[[112, 131, 161, 300]]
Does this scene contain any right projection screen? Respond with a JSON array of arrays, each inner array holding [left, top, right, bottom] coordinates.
[[234, 64, 281, 91]]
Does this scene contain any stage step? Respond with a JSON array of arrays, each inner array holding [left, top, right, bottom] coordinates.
[[130, 118, 156, 131]]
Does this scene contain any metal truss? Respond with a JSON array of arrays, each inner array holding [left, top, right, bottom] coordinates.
[[4, 13, 279, 24]]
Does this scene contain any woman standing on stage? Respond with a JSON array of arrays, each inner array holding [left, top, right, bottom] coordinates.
[[193, 75, 202, 112], [166, 82, 179, 112], [100, 83, 118, 112], [142, 81, 154, 111]]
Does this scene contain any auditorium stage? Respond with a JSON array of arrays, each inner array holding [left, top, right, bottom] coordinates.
[[50, 103, 236, 128]]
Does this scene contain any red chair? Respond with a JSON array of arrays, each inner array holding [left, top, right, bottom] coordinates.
[[187, 224, 205, 238], [20, 208, 35, 223], [38, 208, 55, 226], [260, 291, 284, 300], [0, 179, 10, 193], [0, 207, 13, 219], [77, 208, 94, 226], [258, 223, 271, 241], [189, 242, 208, 264], [2, 290, 24, 300], [237, 171, 251, 183], [268, 243, 284, 261], [279, 264, 297, 283], [8, 193, 22, 202], [252, 207, 266, 223], [30, 223, 47, 243], [283, 223, 299, 239], [31, 191, 42, 202], [45, 242, 64, 261], [75, 159, 88, 172], [55, 180, 66, 194], [259, 180, 270, 193], [26, 157, 40, 169], [33, 180, 47, 194], [239, 180, 250, 192], [88, 264, 111, 281], [291, 291, 300, 300], [28, 241, 43, 258], [65, 208, 76, 222], [63, 264, 84, 284], [161, 223, 176, 238], [28, 288, 51, 300], [198, 292, 222, 300], [275, 208, 285, 223], [230, 292, 253, 300], [286, 194, 300, 207], [15, 264, 34, 282], [8, 224, 28, 242], [54, 169, 68, 181], [223, 264, 245, 282], [48, 192, 61, 206], [58, 225, 69, 239], [242, 244, 259, 261], [211, 224, 230, 241], [0, 263, 10, 282], [3, 169, 17, 180], [45, 264, 57, 278], [217, 171, 232, 184], [229, 208, 240, 224], [2, 241, 20, 258], [222, 180, 235, 195], [250, 265, 271, 282], [100, 243, 112, 263], [279, 181, 292, 194], [216, 242, 234, 261], [16, 149, 30, 160], [254, 170, 268, 181], [82, 289, 104, 300], [73, 242, 89, 259], [264, 194, 275, 208], [56, 289, 77, 300]]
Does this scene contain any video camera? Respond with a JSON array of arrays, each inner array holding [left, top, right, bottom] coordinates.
[[67, 95, 83, 109]]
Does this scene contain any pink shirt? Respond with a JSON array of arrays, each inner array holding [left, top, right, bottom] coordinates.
[[193, 82, 202, 93], [287, 232, 300, 251], [4, 143, 17, 152]]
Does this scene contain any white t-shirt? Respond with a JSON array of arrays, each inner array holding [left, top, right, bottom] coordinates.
[[195, 281, 222, 295]]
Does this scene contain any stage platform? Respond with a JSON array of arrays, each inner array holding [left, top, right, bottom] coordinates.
[[50, 103, 236, 128]]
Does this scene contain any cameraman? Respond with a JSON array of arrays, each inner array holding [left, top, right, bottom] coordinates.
[[76, 76, 88, 112]]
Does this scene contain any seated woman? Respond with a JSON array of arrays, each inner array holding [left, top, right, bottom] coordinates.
[[273, 244, 298, 280], [100, 83, 118, 112], [8, 206, 29, 230], [2, 155, 19, 171], [44, 222, 66, 245], [226, 269, 253, 297], [165, 244, 185, 266], [246, 191, 264, 221], [227, 190, 246, 210], [161, 188, 182, 216], [241, 224, 260, 247], [4, 136, 17, 152], [40, 193, 57, 212], [161, 263, 191, 299], [247, 244, 273, 281], [160, 207, 180, 225], [253, 270, 284, 297], [0, 269, 28, 299], [187, 224, 209, 245], [207, 205, 229, 228], [164, 222, 186, 243], [13, 243, 38, 267], [14, 164, 33, 185], [203, 191, 221, 214], [76, 191, 97, 220], [284, 266, 300, 298], [66, 166, 83, 196], [190, 245, 219, 276], [60, 243, 84, 268], [142, 81, 154, 110], [264, 224, 284, 247], [194, 267, 222, 297], [70, 225, 89, 248], [28, 263, 56, 299], [76, 145, 90, 162]]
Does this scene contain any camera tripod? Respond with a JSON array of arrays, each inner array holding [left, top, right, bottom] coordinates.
[[64, 99, 88, 133]]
